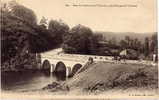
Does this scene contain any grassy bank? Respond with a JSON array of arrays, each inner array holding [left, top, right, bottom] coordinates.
[[66, 62, 158, 93]]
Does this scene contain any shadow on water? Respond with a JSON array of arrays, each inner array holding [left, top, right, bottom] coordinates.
[[54, 61, 67, 81], [42, 69, 51, 76], [1, 60, 71, 92], [1, 70, 56, 92]]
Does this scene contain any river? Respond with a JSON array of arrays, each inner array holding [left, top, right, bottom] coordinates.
[[1, 70, 56, 92]]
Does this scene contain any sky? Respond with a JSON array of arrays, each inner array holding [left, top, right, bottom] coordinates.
[[3, 0, 157, 33]]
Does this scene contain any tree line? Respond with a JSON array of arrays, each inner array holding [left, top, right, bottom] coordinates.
[[62, 24, 157, 60]]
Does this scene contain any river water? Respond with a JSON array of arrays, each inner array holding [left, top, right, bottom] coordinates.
[[1, 70, 56, 92]]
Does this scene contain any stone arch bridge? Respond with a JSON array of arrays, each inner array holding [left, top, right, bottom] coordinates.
[[39, 51, 113, 78], [38, 50, 156, 80]]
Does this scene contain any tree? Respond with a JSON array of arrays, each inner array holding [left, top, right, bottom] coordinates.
[[1, 2, 37, 69], [125, 36, 131, 48], [150, 33, 157, 53], [120, 40, 127, 49], [130, 38, 138, 50], [111, 37, 117, 45], [88, 34, 102, 55], [48, 20, 69, 45], [62, 24, 93, 54], [136, 40, 142, 53], [107, 37, 119, 49], [144, 37, 149, 56], [9, 1, 37, 24], [39, 16, 48, 26]]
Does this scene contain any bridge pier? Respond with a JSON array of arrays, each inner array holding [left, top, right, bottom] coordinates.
[[66, 66, 72, 77], [50, 64, 55, 73]]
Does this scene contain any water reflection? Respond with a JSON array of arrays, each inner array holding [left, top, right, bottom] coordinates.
[[1, 70, 56, 92]]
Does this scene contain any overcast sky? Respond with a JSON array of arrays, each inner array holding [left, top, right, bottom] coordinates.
[[4, 0, 157, 33]]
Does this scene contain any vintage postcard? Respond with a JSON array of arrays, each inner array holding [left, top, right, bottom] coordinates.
[[1, 0, 158, 99]]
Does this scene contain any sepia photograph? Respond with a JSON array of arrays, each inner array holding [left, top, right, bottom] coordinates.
[[1, 0, 158, 99]]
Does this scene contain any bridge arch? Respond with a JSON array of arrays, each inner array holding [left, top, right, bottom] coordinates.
[[54, 61, 66, 81], [71, 63, 82, 77], [42, 59, 51, 71]]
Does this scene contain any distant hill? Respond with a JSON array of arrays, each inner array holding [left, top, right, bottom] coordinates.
[[95, 32, 157, 43]]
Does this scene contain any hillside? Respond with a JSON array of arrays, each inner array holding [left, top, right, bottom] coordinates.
[[66, 62, 158, 92], [95, 31, 156, 43]]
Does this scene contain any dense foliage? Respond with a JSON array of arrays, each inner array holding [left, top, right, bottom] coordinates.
[[1, 2, 61, 70], [62, 24, 98, 54], [62, 24, 157, 60], [48, 20, 69, 45]]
